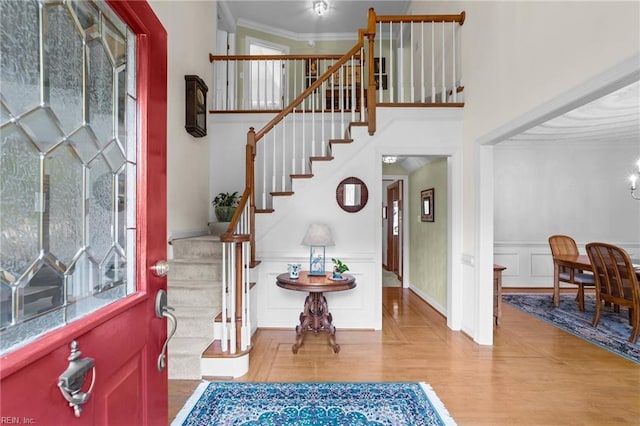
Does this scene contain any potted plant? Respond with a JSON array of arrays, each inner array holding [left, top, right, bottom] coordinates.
[[331, 258, 349, 279], [212, 191, 240, 222]]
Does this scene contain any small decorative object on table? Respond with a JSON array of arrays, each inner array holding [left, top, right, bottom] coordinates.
[[331, 258, 349, 280], [287, 263, 301, 279]]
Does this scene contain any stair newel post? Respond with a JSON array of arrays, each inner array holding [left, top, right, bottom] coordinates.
[[247, 127, 257, 266], [367, 8, 377, 135]]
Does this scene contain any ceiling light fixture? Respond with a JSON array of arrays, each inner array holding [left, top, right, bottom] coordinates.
[[382, 156, 397, 164], [629, 158, 640, 200], [312, 0, 328, 16]]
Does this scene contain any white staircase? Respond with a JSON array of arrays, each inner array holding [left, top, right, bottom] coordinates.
[[167, 235, 222, 379]]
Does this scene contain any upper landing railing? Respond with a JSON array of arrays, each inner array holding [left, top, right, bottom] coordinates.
[[209, 10, 465, 113]]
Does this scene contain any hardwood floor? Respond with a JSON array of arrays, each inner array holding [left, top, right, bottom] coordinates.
[[169, 287, 640, 425]]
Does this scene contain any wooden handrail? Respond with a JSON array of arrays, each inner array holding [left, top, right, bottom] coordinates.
[[209, 53, 358, 62], [375, 11, 465, 25], [221, 187, 251, 241]]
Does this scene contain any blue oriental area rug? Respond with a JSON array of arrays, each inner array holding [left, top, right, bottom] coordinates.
[[172, 382, 456, 426], [503, 294, 640, 364]]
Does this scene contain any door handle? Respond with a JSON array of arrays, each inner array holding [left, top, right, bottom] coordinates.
[[155, 289, 177, 371], [151, 260, 170, 277], [58, 341, 95, 417]]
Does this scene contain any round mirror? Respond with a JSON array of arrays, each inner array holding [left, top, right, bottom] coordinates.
[[336, 177, 368, 213]]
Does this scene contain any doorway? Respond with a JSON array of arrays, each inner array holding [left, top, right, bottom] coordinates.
[[386, 180, 403, 281], [246, 37, 289, 109]]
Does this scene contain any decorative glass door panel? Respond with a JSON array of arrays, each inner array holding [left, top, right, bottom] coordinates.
[[0, 0, 137, 354]]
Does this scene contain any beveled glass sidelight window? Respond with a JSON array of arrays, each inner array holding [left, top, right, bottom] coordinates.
[[0, 0, 137, 355]]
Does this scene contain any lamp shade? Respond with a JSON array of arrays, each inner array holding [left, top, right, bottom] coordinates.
[[300, 223, 335, 246]]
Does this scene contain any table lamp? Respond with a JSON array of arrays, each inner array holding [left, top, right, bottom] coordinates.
[[301, 223, 335, 276]]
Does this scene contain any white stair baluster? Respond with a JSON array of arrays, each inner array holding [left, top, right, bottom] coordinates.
[[229, 245, 236, 354], [452, 21, 457, 103], [441, 21, 446, 103], [431, 24, 435, 103], [410, 21, 414, 103], [221, 243, 228, 352], [421, 21, 425, 103]]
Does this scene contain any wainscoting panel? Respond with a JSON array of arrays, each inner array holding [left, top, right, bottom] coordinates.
[[493, 253, 519, 277], [494, 242, 640, 288], [531, 253, 553, 277]]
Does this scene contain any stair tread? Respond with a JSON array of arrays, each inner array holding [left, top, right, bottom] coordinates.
[[172, 305, 218, 314], [172, 235, 221, 243], [169, 337, 211, 355], [170, 258, 222, 264], [202, 340, 251, 359], [167, 279, 222, 286]]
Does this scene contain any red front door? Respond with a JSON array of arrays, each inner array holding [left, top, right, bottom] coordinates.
[[0, 1, 168, 424]]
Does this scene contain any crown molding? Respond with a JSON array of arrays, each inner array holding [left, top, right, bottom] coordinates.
[[497, 136, 639, 149], [237, 18, 358, 42], [217, 1, 236, 32]]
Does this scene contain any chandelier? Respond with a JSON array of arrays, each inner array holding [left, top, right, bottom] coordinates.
[[630, 158, 640, 200], [312, 0, 328, 16]]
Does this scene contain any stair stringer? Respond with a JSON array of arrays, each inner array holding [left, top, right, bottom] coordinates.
[[254, 122, 369, 240]]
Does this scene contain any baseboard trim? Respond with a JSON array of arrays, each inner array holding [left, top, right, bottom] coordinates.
[[201, 354, 249, 379], [407, 285, 447, 317]]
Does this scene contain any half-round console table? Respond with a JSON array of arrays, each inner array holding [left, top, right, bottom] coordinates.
[[276, 271, 356, 354]]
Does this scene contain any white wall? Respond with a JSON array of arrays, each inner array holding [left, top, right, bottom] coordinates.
[[494, 140, 640, 287], [150, 1, 216, 242], [408, 158, 448, 312]]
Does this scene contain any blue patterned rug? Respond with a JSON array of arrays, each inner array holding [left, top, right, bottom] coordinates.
[[171, 382, 456, 426], [503, 294, 640, 364]]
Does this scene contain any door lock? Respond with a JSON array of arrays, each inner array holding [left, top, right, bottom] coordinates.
[[155, 290, 177, 371], [58, 341, 95, 417]]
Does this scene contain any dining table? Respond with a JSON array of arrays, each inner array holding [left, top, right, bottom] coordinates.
[[552, 254, 640, 307]]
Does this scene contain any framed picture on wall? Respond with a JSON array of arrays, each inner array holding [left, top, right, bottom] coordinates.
[[421, 188, 434, 222], [306, 58, 318, 76], [374, 75, 388, 90]]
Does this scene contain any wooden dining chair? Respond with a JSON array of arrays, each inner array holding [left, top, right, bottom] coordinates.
[[548, 235, 595, 311], [586, 242, 639, 343]]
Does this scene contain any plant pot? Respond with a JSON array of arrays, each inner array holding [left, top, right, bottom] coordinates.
[[215, 206, 237, 222]]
